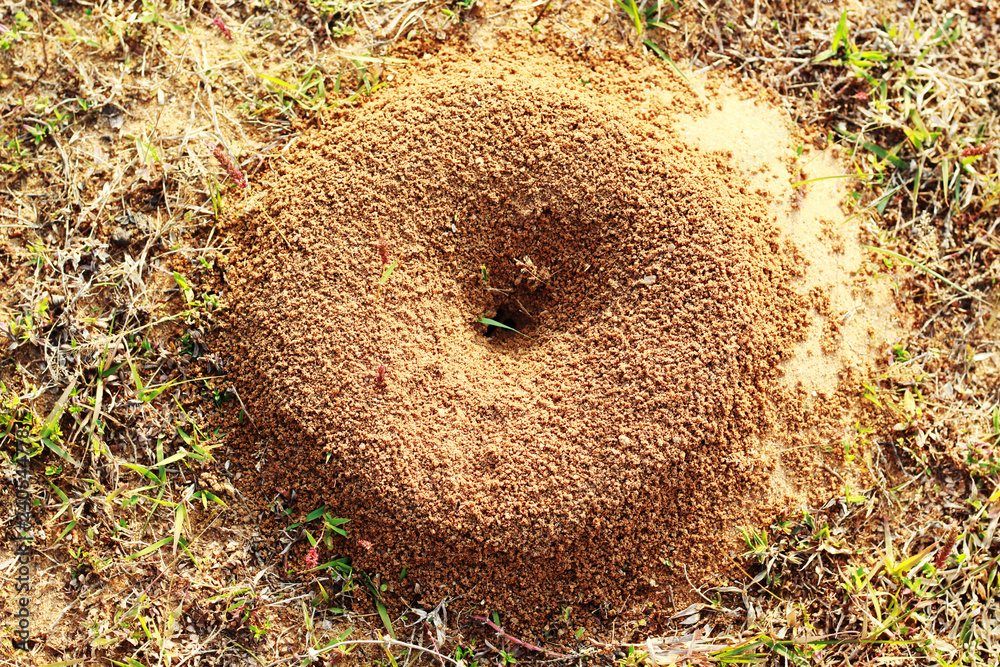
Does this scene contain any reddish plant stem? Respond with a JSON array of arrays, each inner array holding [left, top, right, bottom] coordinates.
[[423, 621, 446, 667], [211, 16, 233, 40], [470, 615, 568, 658], [375, 234, 390, 266]]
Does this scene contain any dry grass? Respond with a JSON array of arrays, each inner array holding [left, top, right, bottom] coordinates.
[[1, 0, 998, 665]]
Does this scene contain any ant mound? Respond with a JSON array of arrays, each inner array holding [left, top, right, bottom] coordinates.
[[219, 43, 894, 623]]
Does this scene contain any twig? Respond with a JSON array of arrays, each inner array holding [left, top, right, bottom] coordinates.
[[294, 638, 461, 666], [530, 0, 553, 27], [469, 614, 569, 658]]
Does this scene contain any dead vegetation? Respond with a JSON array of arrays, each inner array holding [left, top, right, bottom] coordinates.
[[1, 0, 998, 665]]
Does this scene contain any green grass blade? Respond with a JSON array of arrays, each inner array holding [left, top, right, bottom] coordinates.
[[380, 259, 399, 285], [478, 317, 529, 338], [53, 520, 78, 545], [860, 140, 907, 169], [864, 245, 983, 301], [643, 40, 692, 87], [172, 503, 186, 554], [126, 536, 173, 559], [122, 462, 162, 483], [377, 602, 396, 639], [614, 0, 643, 35]]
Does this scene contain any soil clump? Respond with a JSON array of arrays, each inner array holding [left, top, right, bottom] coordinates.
[[217, 38, 897, 626]]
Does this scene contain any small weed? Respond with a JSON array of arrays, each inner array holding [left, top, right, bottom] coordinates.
[[299, 505, 351, 562], [865, 245, 983, 301], [207, 141, 247, 189], [0, 10, 32, 49], [127, 359, 176, 404], [933, 525, 958, 569], [455, 644, 479, 666], [739, 526, 769, 563], [137, 0, 186, 34], [616, 646, 647, 666], [1, 383, 74, 461], [307, 0, 368, 37], [958, 439, 1000, 478], [843, 483, 866, 504]]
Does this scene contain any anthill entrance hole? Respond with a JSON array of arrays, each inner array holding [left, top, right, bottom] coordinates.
[[482, 305, 525, 339]]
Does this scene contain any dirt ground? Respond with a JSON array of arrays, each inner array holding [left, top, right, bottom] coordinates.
[[1, 0, 999, 665]]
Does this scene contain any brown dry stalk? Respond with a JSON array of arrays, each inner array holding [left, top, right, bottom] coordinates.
[[935, 525, 959, 569], [960, 139, 995, 158], [208, 142, 247, 189]]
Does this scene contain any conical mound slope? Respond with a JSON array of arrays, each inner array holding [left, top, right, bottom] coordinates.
[[219, 44, 811, 614]]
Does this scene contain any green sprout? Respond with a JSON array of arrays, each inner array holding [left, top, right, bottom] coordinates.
[[478, 317, 529, 338]]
